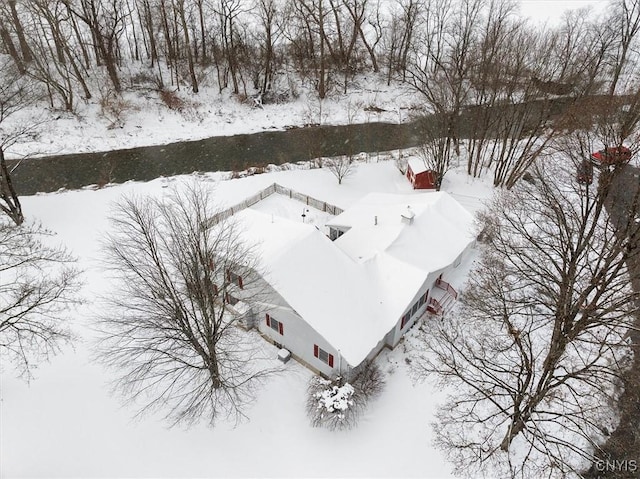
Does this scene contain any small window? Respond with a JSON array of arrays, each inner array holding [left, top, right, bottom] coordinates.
[[400, 312, 411, 329], [266, 314, 284, 335], [419, 294, 425, 307], [423, 290, 429, 303], [225, 292, 239, 305], [313, 344, 334, 367], [411, 301, 419, 316], [226, 269, 244, 289]]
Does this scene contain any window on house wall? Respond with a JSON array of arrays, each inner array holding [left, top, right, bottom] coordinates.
[[419, 293, 425, 307], [400, 311, 411, 329], [423, 290, 429, 304], [411, 300, 419, 316], [226, 269, 244, 288], [225, 292, 239, 305], [329, 228, 345, 240], [266, 314, 284, 335], [313, 345, 334, 367]]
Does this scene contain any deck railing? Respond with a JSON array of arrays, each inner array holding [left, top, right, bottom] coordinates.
[[435, 278, 458, 300], [427, 297, 443, 315]]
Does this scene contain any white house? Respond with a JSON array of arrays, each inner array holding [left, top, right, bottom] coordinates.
[[230, 191, 476, 377]]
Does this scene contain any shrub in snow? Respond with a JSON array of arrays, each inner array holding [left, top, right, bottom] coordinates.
[[351, 360, 385, 401], [306, 361, 385, 431], [395, 154, 408, 174], [307, 376, 358, 431]]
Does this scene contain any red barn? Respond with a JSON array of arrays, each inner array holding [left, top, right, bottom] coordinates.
[[406, 158, 437, 189], [591, 146, 632, 165]]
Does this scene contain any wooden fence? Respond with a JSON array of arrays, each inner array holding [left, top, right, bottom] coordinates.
[[273, 184, 344, 215], [208, 183, 343, 226]]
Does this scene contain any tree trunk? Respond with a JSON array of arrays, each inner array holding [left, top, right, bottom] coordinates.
[[0, 19, 25, 73], [8, 0, 32, 63], [0, 148, 24, 226], [177, 0, 198, 93]]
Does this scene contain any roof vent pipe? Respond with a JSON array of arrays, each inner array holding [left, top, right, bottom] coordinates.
[[375, 215, 378, 226]]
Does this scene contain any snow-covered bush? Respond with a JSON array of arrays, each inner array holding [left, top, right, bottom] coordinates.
[[307, 376, 358, 431], [306, 361, 385, 431]]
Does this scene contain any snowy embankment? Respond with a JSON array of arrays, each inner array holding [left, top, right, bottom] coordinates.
[[1, 160, 493, 478], [5, 76, 422, 160]]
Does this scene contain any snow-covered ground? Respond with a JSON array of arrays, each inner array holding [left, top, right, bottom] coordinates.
[[6, 76, 422, 160], [0, 159, 493, 478]]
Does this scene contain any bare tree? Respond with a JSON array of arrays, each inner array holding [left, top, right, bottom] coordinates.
[[97, 183, 275, 426], [607, 0, 640, 95], [325, 155, 355, 184], [415, 114, 454, 190], [411, 143, 640, 477], [0, 220, 81, 379], [174, 0, 198, 93], [0, 56, 44, 226], [406, 0, 481, 163], [63, 0, 127, 92]]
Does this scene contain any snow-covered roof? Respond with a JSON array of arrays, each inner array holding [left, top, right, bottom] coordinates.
[[407, 157, 429, 174], [327, 192, 475, 271], [233, 191, 475, 367]]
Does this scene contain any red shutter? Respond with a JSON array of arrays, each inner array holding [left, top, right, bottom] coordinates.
[[401, 315, 406, 329], [328, 354, 334, 368], [279, 322, 283, 335], [314, 344, 319, 358], [266, 314, 271, 327], [238, 276, 243, 289]]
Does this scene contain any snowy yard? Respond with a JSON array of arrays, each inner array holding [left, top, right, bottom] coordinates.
[[4, 78, 422, 161], [1, 159, 492, 478]]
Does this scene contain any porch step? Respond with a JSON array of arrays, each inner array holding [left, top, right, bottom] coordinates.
[[427, 289, 457, 317], [439, 294, 456, 313]]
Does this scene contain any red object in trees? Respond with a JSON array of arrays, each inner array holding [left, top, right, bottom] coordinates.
[[590, 146, 632, 165], [577, 159, 594, 185]]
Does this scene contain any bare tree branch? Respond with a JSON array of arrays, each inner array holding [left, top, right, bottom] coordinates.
[[97, 182, 278, 427]]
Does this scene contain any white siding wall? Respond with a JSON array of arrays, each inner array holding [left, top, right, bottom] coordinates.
[[258, 302, 345, 377], [386, 270, 440, 347], [387, 241, 475, 346], [247, 240, 474, 376]]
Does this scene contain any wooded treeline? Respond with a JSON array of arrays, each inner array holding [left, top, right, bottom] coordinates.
[[0, 0, 638, 191], [0, 0, 637, 105]]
